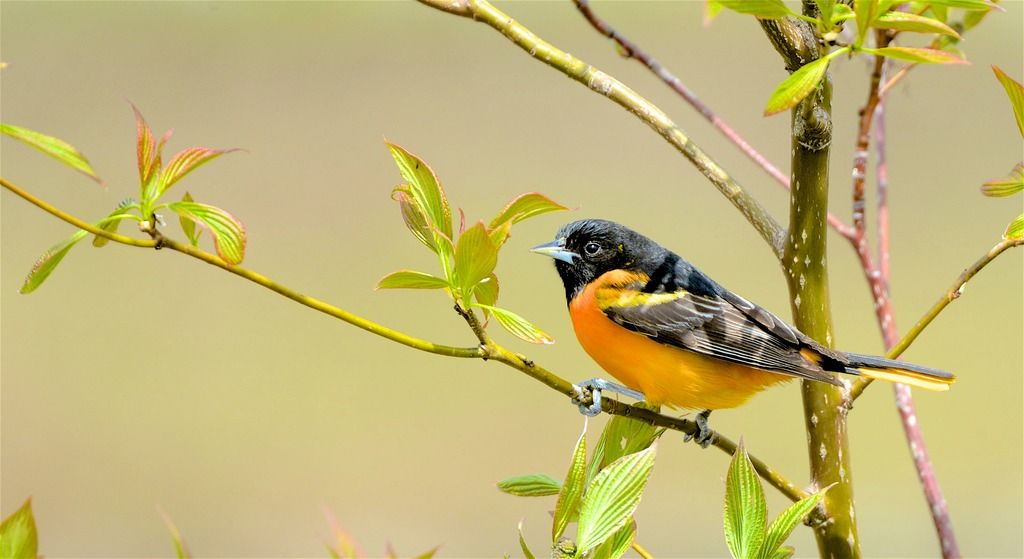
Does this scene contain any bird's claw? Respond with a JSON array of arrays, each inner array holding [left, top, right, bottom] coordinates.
[[571, 378, 645, 417], [683, 409, 715, 448]]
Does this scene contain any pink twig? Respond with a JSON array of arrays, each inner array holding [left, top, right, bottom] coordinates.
[[572, 0, 854, 238], [859, 53, 960, 557]]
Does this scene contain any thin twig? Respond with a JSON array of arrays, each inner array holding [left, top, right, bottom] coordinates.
[[2, 176, 807, 502], [573, 0, 855, 240], [417, 0, 787, 258], [870, 88, 960, 558]]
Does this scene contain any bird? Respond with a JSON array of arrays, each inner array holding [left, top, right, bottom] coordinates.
[[531, 219, 954, 445]]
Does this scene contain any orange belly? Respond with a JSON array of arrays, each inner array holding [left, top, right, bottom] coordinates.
[[569, 271, 789, 410]]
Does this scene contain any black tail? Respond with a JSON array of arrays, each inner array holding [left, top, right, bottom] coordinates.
[[844, 353, 955, 392]]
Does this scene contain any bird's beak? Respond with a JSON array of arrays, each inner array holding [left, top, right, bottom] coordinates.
[[530, 239, 578, 264]]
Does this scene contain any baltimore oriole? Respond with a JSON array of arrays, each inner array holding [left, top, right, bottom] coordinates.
[[532, 219, 954, 443]]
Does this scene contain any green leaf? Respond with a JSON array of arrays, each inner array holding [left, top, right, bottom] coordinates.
[[178, 192, 202, 246], [0, 498, 38, 559], [454, 222, 499, 299], [472, 305, 554, 344], [704, 0, 725, 26], [473, 274, 499, 307], [159, 509, 191, 559], [386, 142, 452, 240], [764, 48, 848, 116], [167, 201, 246, 264], [854, 0, 878, 47], [575, 444, 657, 556], [489, 192, 569, 229], [553, 423, 588, 542], [872, 12, 960, 37], [414, 546, 440, 559], [518, 521, 537, 559], [993, 66, 1024, 138], [928, 4, 948, 23], [497, 473, 562, 497], [488, 219, 513, 249], [866, 46, 968, 64], [1004, 213, 1024, 241], [982, 163, 1024, 197], [93, 198, 140, 247], [715, 0, 791, 18], [155, 146, 238, 201], [20, 229, 90, 294], [814, 0, 835, 30], [0, 123, 104, 186], [588, 414, 659, 482], [376, 270, 451, 290], [589, 518, 636, 559], [131, 104, 163, 188], [830, 3, 854, 23], [757, 490, 825, 559], [393, 188, 437, 252], [724, 440, 767, 559], [771, 546, 796, 559], [919, 0, 995, 9]]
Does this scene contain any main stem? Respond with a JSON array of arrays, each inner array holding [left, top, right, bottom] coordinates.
[[783, 41, 861, 559]]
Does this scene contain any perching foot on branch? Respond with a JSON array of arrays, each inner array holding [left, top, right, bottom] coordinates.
[[571, 377, 646, 417], [683, 409, 714, 448]]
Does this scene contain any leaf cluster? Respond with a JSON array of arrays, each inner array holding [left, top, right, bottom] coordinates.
[[3, 106, 245, 293], [981, 66, 1024, 240], [378, 142, 568, 344], [498, 415, 661, 559], [723, 442, 831, 559], [708, 0, 993, 115]]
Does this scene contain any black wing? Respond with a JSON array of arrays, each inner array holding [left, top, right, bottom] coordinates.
[[602, 258, 842, 385]]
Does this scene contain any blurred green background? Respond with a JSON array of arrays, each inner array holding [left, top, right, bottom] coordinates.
[[2, 2, 1021, 557]]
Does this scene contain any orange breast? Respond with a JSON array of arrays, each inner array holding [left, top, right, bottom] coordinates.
[[569, 270, 788, 410]]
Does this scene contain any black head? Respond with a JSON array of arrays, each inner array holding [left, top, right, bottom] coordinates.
[[531, 219, 667, 301]]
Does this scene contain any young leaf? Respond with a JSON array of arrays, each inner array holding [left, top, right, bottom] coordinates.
[[488, 219, 513, 249], [393, 189, 437, 252], [178, 192, 202, 246], [489, 192, 569, 228], [132, 103, 161, 187], [771, 546, 796, 559], [0, 499, 37, 559], [167, 201, 246, 264], [920, 0, 995, 9], [589, 518, 636, 559], [715, 0, 791, 18], [414, 546, 440, 559], [474, 274, 499, 307], [981, 163, 1024, 197], [814, 0, 835, 30], [723, 440, 767, 559], [872, 12, 960, 37], [704, 0, 725, 26], [156, 146, 238, 201], [993, 66, 1024, 138], [552, 424, 588, 542], [20, 229, 90, 294], [385, 142, 452, 239], [764, 48, 848, 116], [575, 444, 657, 556], [867, 47, 968, 65], [0, 123, 104, 185], [830, 3, 854, 23], [518, 520, 537, 559], [376, 270, 451, 290], [472, 305, 554, 344], [1004, 213, 1024, 241], [854, 0, 878, 47], [757, 490, 826, 559], [588, 414, 659, 482], [159, 508, 192, 559], [93, 198, 140, 247], [454, 222, 499, 298], [496, 473, 561, 497]]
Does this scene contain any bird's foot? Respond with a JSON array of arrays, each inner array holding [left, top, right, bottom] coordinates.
[[571, 378, 646, 417], [683, 409, 715, 448]]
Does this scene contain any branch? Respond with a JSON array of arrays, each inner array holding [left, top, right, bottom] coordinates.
[[850, 237, 1022, 400], [418, 0, 786, 258], [2, 176, 807, 503], [572, 0, 854, 240]]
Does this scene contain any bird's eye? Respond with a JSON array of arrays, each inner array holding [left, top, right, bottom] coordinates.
[[583, 241, 602, 256]]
